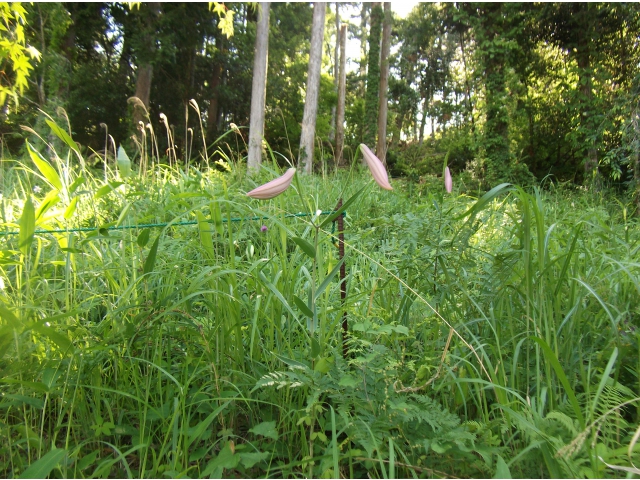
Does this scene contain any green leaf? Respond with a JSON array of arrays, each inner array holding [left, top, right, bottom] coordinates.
[[186, 401, 231, 448], [77, 450, 99, 471], [95, 181, 124, 200], [293, 294, 313, 318], [291, 236, 315, 259], [238, 451, 269, 469], [27, 142, 62, 190], [117, 146, 132, 178], [273, 352, 310, 371], [314, 256, 345, 300], [310, 337, 321, 358], [314, 356, 333, 374], [19, 447, 66, 479], [338, 375, 359, 388], [45, 119, 79, 153], [63, 197, 78, 220], [143, 235, 161, 275], [319, 184, 368, 229], [197, 210, 215, 260], [35, 190, 60, 221], [202, 442, 239, 478], [211, 201, 224, 235], [249, 421, 278, 440], [494, 454, 512, 479], [137, 229, 150, 248], [19, 196, 35, 255]]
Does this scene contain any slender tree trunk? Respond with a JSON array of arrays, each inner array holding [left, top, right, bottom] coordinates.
[[133, 2, 161, 130], [335, 24, 347, 167], [364, 2, 382, 148], [299, 2, 326, 175], [359, 3, 369, 96], [376, 2, 391, 162], [329, 3, 339, 142], [135, 64, 153, 109], [248, 3, 270, 174]]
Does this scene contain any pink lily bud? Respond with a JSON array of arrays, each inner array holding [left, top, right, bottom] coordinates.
[[246, 167, 296, 200], [445, 166, 452, 193], [359, 144, 393, 190]]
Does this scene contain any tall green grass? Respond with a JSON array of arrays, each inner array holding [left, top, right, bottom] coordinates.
[[0, 118, 638, 478]]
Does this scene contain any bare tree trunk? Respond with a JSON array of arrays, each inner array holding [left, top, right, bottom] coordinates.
[[335, 24, 347, 167], [376, 2, 391, 163], [299, 2, 326, 175], [329, 3, 340, 142], [133, 3, 162, 130], [359, 3, 369, 96], [248, 3, 270, 174]]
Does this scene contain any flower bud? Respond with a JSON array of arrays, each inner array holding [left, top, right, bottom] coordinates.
[[246, 168, 296, 200], [445, 166, 452, 193], [360, 144, 393, 190]]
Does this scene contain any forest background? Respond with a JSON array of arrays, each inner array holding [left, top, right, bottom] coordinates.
[[2, 2, 640, 198]]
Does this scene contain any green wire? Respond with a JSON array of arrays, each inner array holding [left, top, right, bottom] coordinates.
[[0, 210, 346, 237]]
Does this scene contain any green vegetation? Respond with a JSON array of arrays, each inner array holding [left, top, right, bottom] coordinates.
[[0, 119, 639, 478], [1, 2, 640, 478]]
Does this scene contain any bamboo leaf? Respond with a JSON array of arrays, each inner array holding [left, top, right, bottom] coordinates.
[[143, 235, 161, 275], [27, 142, 62, 191], [293, 294, 313, 318], [19, 196, 35, 255], [45, 118, 79, 152], [291, 236, 315, 259]]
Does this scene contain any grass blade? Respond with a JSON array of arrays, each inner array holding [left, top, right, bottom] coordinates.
[[19, 447, 66, 479]]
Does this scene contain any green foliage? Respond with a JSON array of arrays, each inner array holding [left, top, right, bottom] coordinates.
[[1, 122, 639, 478], [0, 2, 40, 110]]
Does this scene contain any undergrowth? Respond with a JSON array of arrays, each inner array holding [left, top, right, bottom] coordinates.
[[0, 114, 639, 478]]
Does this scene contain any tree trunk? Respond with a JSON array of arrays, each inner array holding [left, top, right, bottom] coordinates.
[[364, 2, 382, 148], [329, 3, 340, 142], [247, 3, 270, 174], [133, 3, 162, 130], [335, 24, 347, 167], [359, 3, 369, 96], [376, 2, 391, 163], [299, 2, 326, 175]]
